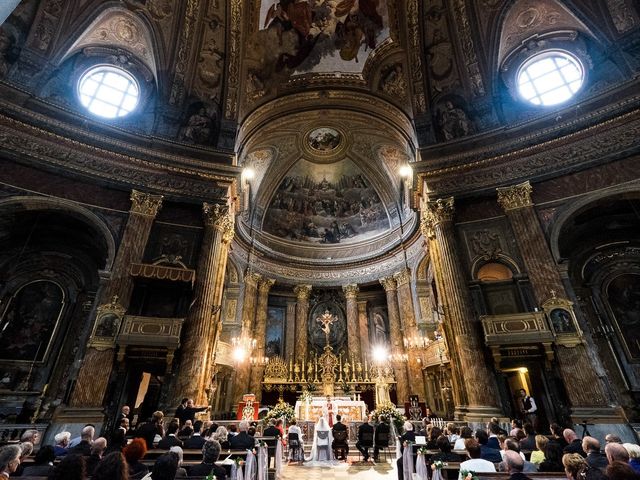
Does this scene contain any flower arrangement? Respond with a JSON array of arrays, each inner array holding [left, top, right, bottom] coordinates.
[[432, 460, 447, 470], [261, 400, 295, 426], [459, 470, 479, 480], [370, 401, 406, 432], [299, 390, 313, 403]]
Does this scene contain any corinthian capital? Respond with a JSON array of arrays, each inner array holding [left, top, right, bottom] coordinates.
[[203, 203, 235, 243], [497, 181, 533, 211], [393, 268, 411, 286], [130, 190, 163, 217], [258, 278, 275, 293], [294, 284, 312, 301], [379, 277, 397, 291], [342, 284, 359, 299], [243, 272, 261, 287], [420, 213, 436, 239], [426, 197, 455, 225]]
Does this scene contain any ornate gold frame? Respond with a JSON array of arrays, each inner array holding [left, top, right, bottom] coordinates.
[[88, 296, 126, 350], [542, 295, 583, 347]]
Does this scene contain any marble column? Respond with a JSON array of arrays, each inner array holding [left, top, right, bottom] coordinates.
[[71, 190, 163, 407], [249, 278, 275, 400], [285, 302, 296, 358], [380, 277, 409, 405], [294, 285, 312, 361], [343, 284, 361, 361], [423, 198, 500, 418], [497, 182, 609, 410], [0, 1, 20, 26], [232, 272, 261, 404], [357, 301, 370, 360], [172, 203, 235, 406], [394, 268, 426, 399], [420, 216, 467, 413]]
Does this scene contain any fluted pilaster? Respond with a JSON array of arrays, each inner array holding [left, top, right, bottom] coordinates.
[[425, 197, 500, 417], [393, 268, 425, 400], [294, 285, 312, 361], [233, 272, 261, 404], [497, 182, 608, 409], [172, 203, 234, 406], [71, 190, 163, 407], [380, 277, 409, 404], [249, 278, 275, 400], [343, 284, 361, 361]]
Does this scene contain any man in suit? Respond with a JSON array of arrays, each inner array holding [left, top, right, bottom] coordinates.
[[331, 414, 348, 460], [230, 420, 256, 450], [263, 419, 282, 467], [373, 416, 390, 462], [181, 399, 210, 424], [158, 421, 183, 449], [188, 440, 227, 479], [519, 389, 537, 431], [69, 425, 94, 456], [356, 416, 375, 462], [582, 436, 608, 471], [475, 429, 502, 463], [504, 450, 533, 480], [563, 429, 587, 457], [184, 420, 206, 449], [175, 398, 188, 424]]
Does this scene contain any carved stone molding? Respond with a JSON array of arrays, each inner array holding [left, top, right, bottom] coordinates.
[[426, 197, 455, 225], [497, 181, 533, 211], [203, 203, 235, 243], [342, 284, 359, 299], [130, 190, 163, 216], [379, 276, 397, 292], [420, 213, 435, 240], [393, 268, 411, 286], [293, 284, 312, 301], [243, 271, 262, 287]]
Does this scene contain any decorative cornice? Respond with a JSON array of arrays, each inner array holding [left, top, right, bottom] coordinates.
[[393, 268, 411, 287], [258, 278, 275, 294], [342, 284, 359, 299], [426, 197, 455, 225], [496, 181, 533, 211], [243, 272, 262, 287], [130, 190, 163, 216], [203, 203, 235, 244], [293, 284, 312, 301], [379, 277, 397, 292]]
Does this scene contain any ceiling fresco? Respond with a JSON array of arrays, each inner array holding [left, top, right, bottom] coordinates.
[[250, 0, 389, 89], [262, 157, 390, 245]]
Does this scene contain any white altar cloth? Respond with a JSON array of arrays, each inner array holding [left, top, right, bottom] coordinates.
[[295, 396, 367, 422]]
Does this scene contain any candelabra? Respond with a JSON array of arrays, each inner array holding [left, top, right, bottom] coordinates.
[[231, 335, 257, 363], [403, 334, 431, 349], [249, 355, 269, 366]]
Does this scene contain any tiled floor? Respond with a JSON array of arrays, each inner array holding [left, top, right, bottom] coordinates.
[[280, 459, 398, 479]]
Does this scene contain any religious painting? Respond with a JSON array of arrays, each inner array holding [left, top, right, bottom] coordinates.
[[607, 273, 640, 361], [266, 306, 285, 357], [307, 127, 341, 152], [548, 307, 576, 334], [308, 300, 346, 352], [0, 280, 65, 362], [89, 297, 126, 348], [250, 0, 389, 92], [263, 158, 390, 244], [369, 309, 388, 346]]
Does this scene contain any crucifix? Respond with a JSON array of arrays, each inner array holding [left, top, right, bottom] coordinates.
[[316, 309, 336, 347]]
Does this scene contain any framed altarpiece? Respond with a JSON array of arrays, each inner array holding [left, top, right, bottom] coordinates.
[[542, 294, 583, 347]]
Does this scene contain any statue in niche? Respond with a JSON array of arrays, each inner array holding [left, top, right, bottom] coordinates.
[[181, 106, 217, 145], [372, 312, 388, 345], [437, 100, 472, 141]]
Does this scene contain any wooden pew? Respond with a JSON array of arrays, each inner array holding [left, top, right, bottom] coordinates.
[[477, 474, 566, 479]]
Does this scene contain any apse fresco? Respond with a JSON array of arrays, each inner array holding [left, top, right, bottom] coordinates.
[[263, 158, 390, 244], [257, 0, 389, 76]]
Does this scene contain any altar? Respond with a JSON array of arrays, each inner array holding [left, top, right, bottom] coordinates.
[[295, 396, 367, 423]]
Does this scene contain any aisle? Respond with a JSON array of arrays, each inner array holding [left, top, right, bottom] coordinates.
[[279, 459, 398, 479]]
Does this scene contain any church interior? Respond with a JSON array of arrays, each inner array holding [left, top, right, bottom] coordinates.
[[0, 0, 640, 454]]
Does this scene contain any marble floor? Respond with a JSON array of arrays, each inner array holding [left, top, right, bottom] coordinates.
[[279, 459, 398, 479]]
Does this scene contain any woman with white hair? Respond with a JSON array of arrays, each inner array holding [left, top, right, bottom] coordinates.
[[54, 431, 71, 456], [0, 444, 22, 478], [624, 443, 640, 473], [169, 446, 187, 478]]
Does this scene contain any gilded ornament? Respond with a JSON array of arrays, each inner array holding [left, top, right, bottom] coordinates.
[[497, 181, 533, 211], [379, 277, 397, 292], [393, 268, 411, 286], [426, 197, 455, 224], [342, 284, 359, 299], [243, 271, 262, 286], [203, 203, 235, 242], [420, 213, 436, 239], [258, 278, 275, 293], [130, 190, 163, 216], [294, 284, 312, 300]]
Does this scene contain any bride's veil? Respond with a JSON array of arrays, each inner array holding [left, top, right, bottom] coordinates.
[[306, 417, 335, 463]]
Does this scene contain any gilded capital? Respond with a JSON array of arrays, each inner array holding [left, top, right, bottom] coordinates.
[[497, 181, 533, 211], [420, 213, 436, 239], [393, 268, 411, 286], [342, 284, 359, 299], [203, 203, 235, 243], [243, 272, 261, 287], [130, 190, 163, 217], [379, 277, 397, 291], [258, 278, 275, 293], [294, 284, 312, 301], [426, 197, 455, 225]]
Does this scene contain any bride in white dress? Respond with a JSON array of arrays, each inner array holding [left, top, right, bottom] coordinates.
[[305, 417, 338, 465]]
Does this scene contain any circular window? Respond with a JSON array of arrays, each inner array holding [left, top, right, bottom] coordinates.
[[517, 51, 584, 106], [78, 66, 140, 118]]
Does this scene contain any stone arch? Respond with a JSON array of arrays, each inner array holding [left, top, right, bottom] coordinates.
[[0, 195, 116, 271]]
